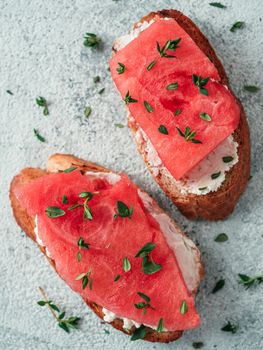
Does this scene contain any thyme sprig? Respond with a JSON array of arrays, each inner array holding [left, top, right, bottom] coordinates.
[[192, 75, 210, 95], [238, 274, 263, 289], [134, 292, 154, 315], [124, 91, 138, 104], [156, 38, 181, 58], [176, 126, 202, 144]]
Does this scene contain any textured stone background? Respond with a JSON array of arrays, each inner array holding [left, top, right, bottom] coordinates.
[[1, 0, 262, 349]]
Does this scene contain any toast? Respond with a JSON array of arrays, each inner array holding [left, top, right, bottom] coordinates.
[[10, 153, 204, 343], [112, 10, 250, 220]]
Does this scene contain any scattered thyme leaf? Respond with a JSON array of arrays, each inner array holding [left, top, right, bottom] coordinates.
[[93, 76, 100, 83], [114, 201, 133, 219], [6, 90, 13, 95], [212, 279, 225, 293], [221, 321, 238, 333], [230, 21, 245, 32], [123, 257, 131, 272], [98, 88, 105, 95], [45, 206, 65, 218], [214, 233, 228, 242], [192, 342, 204, 349], [147, 60, 156, 71], [124, 91, 138, 104], [116, 62, 125, 74], [158, 125, 168, 135], [115, 123, 124, 128], [157, 318, 164, 332], [84, 106, 92, 118], [174, 108, 181, 116], [209, 2, 226, 8], [62, 195, 68, 204], [244, 85, 260, 93], [114, 274, 120, 282], [223, 156, 234, 163], [33, 128, 46, 142], [144, 100, 154, 113], [200, 112, 212, 121], [83, 33, 100, 47], [36, 96, 49, 116], [180, 300, 188, 315], [166, 82, 178, 90]]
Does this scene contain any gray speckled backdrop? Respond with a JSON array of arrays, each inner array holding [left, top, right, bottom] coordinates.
[[1, 0, 262, 349]]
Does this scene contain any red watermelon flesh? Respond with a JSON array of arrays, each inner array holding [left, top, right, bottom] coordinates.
[[15, 170, 200, 330], [110, 18, 240, 179]]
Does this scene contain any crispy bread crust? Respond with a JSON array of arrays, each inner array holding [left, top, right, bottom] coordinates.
[[119, 9, 250, 220], [10, 153, 204, 343]]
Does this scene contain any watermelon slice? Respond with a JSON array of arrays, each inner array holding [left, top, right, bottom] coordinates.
[[110, 18, 240, 179], [15, 170, 200, 331]]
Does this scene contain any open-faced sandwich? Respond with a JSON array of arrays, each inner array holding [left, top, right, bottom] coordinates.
[[10, 154, 204, 343], [110, 9, 250, 220]]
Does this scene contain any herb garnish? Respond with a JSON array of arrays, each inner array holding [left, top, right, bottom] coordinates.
[[115, 123, 124, 128], [62, 195, 68, 204], [230, 21, 245, 32], [45, 206, 65, 218], [209, 2, 226, 8], [156, 38, 181, 58], [215, 233, 228, 242], [176, 126, 202, 144], [174, 108, 181, 116], [221, 321, 238, 333], [192, 75, 209, 95], [130, 325, 146, 341], [199, 187, 207, 191], [116, 62, 126, 74], [180, 300, 188, 315], [98, 88, 105, 95], [147, 60, 156, 71], [158, 125, 168, 135], [135, 242, 162, 275], [77, 237, 90, 262], [69, 191, 95, 220], [83, 33, 100, 47], [62, 167, 78, 173], [124, 91, 138, 104], [244, 85, 260, 93], [157, 318, 164, 332], [93, 76, 101, 83], [33, 128, 46, 142], [114, 274, 120, 282], [238, 274, 263, 289], [38, 287, 81, 333], [76, 269, 93, 290], [192, 342, 204, 349], [6, 90, 13, 95], [36, 96, 49, 116], [84, 106, 92, 118], [211, 171, 221, 179], [166, 82, 178, 90], [114, 200, 133, 219], [223, 156, 234, 163], [200, 112, 211, 121], [144, 101, 154, 113], [212, 279, 225, 293], [123, 257, 131, 272], [134, 292, 154, 315]]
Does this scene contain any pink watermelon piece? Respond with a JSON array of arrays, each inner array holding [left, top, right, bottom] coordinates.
[[110, 18, 240, 179], [15, 170, 200, 331]]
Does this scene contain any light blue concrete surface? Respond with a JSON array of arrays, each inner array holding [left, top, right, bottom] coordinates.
[[1, 0, 263, 349]]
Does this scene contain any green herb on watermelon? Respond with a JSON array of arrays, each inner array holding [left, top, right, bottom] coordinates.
[[45, 206, 65, 218], [76, 269, 93, 290], [214, 233, 228, 242], [192, 341, 204, 349], [68, 203, 81, 210], [157, 318, 164, 332], [192, 75, 210, 95], [166, 82, 178, 90], [124, 91, 138, 104], [62, 195, 68, 204], [238, 274, 263, 289], [199, 112, 212, 121], [135, 242, 162, 275], [84, 106, 92, 118], [38, 287, 81, 333], [144, 101, 154, 113], [223, 156, 234, 163], [156, 38, 181, 58], [123, 257, 131, 272], [134, 292, 154, 315], [158, 125, 168, 135], [130, 325, 146, 341], [77, 237, 90, 262], [93, 76, 101, 83], [68, 191, 96, 220], [6, 90, 13, 95], [212, 279, 225, 293], [114, 200, 133, 219], [36, 96, 49, 116], [209, 2, 226, 8], [174, 108, 181, 116], [211, 171, 221, 179], [244, 85, 260, 93], [83, 33, 100, 47], [147, 60, 156, 71], [116, 62, 126, 74], [114, 274, 121, 282], [221, 321, 238, 333], [180, 300, 188, 315], [176, 126, 202, 144], [79, 192, 94, 200], [61, 167, 78, 173], [33, 128, 46, 142], [230, 21, 245, 32]]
